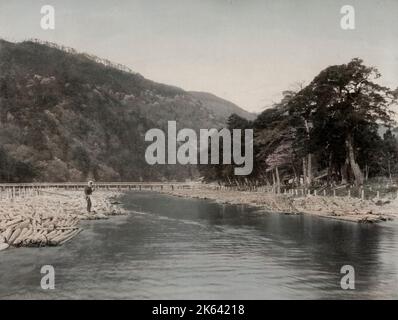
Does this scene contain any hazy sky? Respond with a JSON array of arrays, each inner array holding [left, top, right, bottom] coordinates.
[[0, 0, 397, 113]]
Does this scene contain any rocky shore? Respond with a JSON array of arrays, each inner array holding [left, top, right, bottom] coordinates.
[[160, 185, 398, 223], [0, 190, 127, 251]]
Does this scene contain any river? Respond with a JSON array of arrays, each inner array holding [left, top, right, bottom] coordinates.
[[1, 191, 398, 299]]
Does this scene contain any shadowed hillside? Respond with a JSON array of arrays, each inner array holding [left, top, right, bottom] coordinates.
[[189, 91, 256, 122], [0, 39, 249, 182]]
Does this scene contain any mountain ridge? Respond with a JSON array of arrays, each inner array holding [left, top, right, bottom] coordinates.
[[0, 39, 250, 182], [189, 91, 256, 122]]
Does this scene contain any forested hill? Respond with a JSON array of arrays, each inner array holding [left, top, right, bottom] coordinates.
[[189, 91, 256, 122], [0, 39, 249, 182]]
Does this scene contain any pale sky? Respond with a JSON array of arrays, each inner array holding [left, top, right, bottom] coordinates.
[[0, 0, 397, 113]]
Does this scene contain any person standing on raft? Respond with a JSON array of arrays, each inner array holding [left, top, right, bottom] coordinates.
[[84, 181, 94, 213]]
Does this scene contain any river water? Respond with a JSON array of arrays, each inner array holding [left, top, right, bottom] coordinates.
[[1, 191, 398, 299]]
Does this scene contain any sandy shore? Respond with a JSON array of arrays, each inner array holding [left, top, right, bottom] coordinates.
[[0, 190, 126, 251], [159, 184, 398, 224]]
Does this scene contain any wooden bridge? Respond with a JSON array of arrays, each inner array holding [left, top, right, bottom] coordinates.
[[0, 182, 193, 199]]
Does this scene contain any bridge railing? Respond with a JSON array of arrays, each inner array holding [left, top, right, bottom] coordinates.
[[0, 182, 193, 200]]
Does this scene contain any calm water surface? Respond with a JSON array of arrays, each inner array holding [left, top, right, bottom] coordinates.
[[1, 191, 398, 299]]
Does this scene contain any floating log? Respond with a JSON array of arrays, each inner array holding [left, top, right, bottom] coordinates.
[[1, 218, 23, 229], [59, 229, 82, 245], [8, 228, 22, 245], [13, 228, 30, 246], [50, 228, 81, 245], [0, 243, 9, 251], [1, 228, 13, 242]]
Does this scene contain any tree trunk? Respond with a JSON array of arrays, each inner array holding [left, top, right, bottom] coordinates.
[[264, 174, 270, 186], [275, 166, 281, 194], [302, 157, 307, 187], [388, 159, 392, 182], [272, 170, 276, 193], [303, 119, 312, 186], [327, 153, 333, 186], [346, 134, 364, 186], [365, 164, 369, 181], [307, 153, 313, 185], [341, 160, 348, 185], [291, 163, 298, 185]]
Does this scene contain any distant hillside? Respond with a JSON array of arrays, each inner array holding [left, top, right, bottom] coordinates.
[[189, 91, 256, 122], [0, 39, 243, 182]]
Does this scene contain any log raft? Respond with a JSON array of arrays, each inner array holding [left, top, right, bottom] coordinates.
[[0, 187, 132, 251]]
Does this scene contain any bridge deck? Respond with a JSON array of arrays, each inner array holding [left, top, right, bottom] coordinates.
[[0, 182, 193, 199]]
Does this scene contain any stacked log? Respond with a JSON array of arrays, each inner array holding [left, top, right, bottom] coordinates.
[[0, 213, 81, 248], [0, 191, 125, 251]]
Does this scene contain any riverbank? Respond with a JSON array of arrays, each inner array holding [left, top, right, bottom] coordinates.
[[159, 184, 398, 223], [2, 184, 397, 252], [0, 190, 126, 251]]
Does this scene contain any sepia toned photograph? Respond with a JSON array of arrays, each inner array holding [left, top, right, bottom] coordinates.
[[0, 0, 398, 304]]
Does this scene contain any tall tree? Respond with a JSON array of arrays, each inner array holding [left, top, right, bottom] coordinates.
[[306, 58, 395, 185]]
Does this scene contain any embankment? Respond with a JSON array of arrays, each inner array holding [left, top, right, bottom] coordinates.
[[159, 185, 398, 223]]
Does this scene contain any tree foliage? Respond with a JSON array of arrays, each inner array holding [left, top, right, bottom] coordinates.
[[201, 59, 398, 187]]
